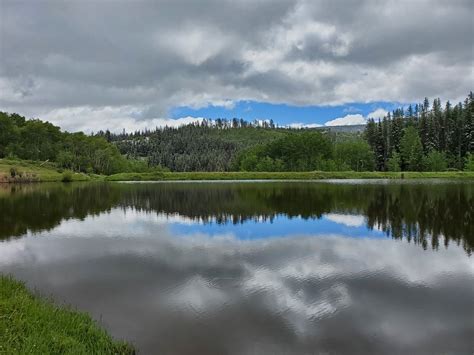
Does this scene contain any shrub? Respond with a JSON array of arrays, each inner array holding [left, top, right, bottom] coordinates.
[[61, 170, 73, 182], [465, 153, 474, 172], [424, 150, 448, 171], [387, 152, 401, 172], [9, 167, 19, 178]]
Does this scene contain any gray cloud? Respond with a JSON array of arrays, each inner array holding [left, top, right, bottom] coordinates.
[[0, 0, 473, 131]]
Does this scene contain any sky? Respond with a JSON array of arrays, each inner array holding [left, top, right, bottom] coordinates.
[[0, 0, 473, 133]]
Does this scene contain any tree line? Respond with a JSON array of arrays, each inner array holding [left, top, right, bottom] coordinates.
[[365, 93, 473, 171], [102, 121, 287, 172], [1, 92, 473, 173], [104, 92, 474, 172], [100, 120, 373, 172]]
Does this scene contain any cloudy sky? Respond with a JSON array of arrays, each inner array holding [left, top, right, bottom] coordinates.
[[1, 0, 473, 132]]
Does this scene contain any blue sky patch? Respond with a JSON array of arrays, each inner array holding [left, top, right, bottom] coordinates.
[[170, 100, 407, 126]]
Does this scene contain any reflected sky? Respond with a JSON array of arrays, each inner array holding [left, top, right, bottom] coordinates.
[[1, 204, 473, 354], [169, 212, 386, 240]]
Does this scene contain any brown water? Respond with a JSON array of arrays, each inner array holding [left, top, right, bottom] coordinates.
[[0, 180, 473, 354]]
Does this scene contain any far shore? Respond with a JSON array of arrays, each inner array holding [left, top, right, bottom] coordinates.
[[1, 159, 474, 183]]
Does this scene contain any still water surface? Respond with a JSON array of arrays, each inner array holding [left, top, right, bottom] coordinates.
[[1, 180, 473, 354]]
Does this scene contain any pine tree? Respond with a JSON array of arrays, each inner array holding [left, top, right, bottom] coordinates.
[[375, 121, 386, 171]]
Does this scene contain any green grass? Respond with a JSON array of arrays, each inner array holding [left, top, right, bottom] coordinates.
[[0, 275, 134, 355], [0, 159, 93, 182], [2, 159, 473, 182], [106, 170, 474, 181]]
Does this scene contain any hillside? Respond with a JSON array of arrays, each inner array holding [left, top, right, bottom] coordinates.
[[109, 123, 361, 172]]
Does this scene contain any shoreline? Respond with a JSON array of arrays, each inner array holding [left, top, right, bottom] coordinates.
[[105, 171, 474, 181], [2, 159, 474, 183]]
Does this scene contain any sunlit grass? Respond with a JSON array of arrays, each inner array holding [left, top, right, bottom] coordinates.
[[2, 159, 473, 182], [0, 159, 92, 182], [0, 275, 134, 354], [106, 170, 474, 181]]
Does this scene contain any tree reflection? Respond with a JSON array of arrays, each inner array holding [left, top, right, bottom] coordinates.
[[1, 181, 472, 255]]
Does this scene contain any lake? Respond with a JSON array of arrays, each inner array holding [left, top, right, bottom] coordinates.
[[1, 180, 473, 354]]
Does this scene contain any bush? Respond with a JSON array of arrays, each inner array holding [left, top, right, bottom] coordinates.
[[334, 139, 375, 171], [465, 153, 474, 172], [61, 171, 73, 182], [387, 152, 401, 172], [9, 167, 19, 178], [424, 150, 448, 171]]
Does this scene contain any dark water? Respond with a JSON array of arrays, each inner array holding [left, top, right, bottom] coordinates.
[[1, 180, 473, 354]]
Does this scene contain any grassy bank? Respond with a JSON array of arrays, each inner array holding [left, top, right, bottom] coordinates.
[[0, 159, 94, 182], [106, 170, 474, 181], [2, 159, 474, 182], [0, 275, 134, 354]]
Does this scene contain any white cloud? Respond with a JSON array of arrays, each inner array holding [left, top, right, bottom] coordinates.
[[322, 108, 389, 126], [324, 213, 366, 227], [367, 108, 388, 120], [41, 106, 204, 133], [324, 114, 366, 126]]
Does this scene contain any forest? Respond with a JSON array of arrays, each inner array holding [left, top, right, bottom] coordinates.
[[0, 112, 152, 175], [0, 92, 473, 174]]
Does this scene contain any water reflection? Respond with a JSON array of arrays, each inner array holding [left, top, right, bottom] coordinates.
[[1, 181, 472, 253], [0, 181, 473, 354]]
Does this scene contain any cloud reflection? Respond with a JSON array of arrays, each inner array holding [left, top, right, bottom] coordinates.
[[1, 208, 472, 354]]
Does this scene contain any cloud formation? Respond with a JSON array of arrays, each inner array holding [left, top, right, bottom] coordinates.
[[289, 107, 389, 127], [324, 113, 366, 126], [1, 0, 472, 131]]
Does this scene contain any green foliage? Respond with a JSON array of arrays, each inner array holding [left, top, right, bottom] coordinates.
[[0, 159, 91, 182], [334, 138, 375, 171], [59, 132, 126, 175], [104, 170, 474, 182], [387, 152, 401, 172], [0, 113, 19, 157], [9, 167, 19, 178], [61, 170, 73, 182], [424, 150, 448, 171], [111, 122, 286, 172], [465, 153, 474, 171], [400, 127, 424, 171], [236, 134, 375, 172], [0, 275, 134, 354], [236, 132, 333, 171], [0, 112, 142, 176], [365, 92, 473, 171]]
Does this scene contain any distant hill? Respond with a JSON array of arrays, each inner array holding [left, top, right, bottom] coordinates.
[[107, 121, 364, 171]]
